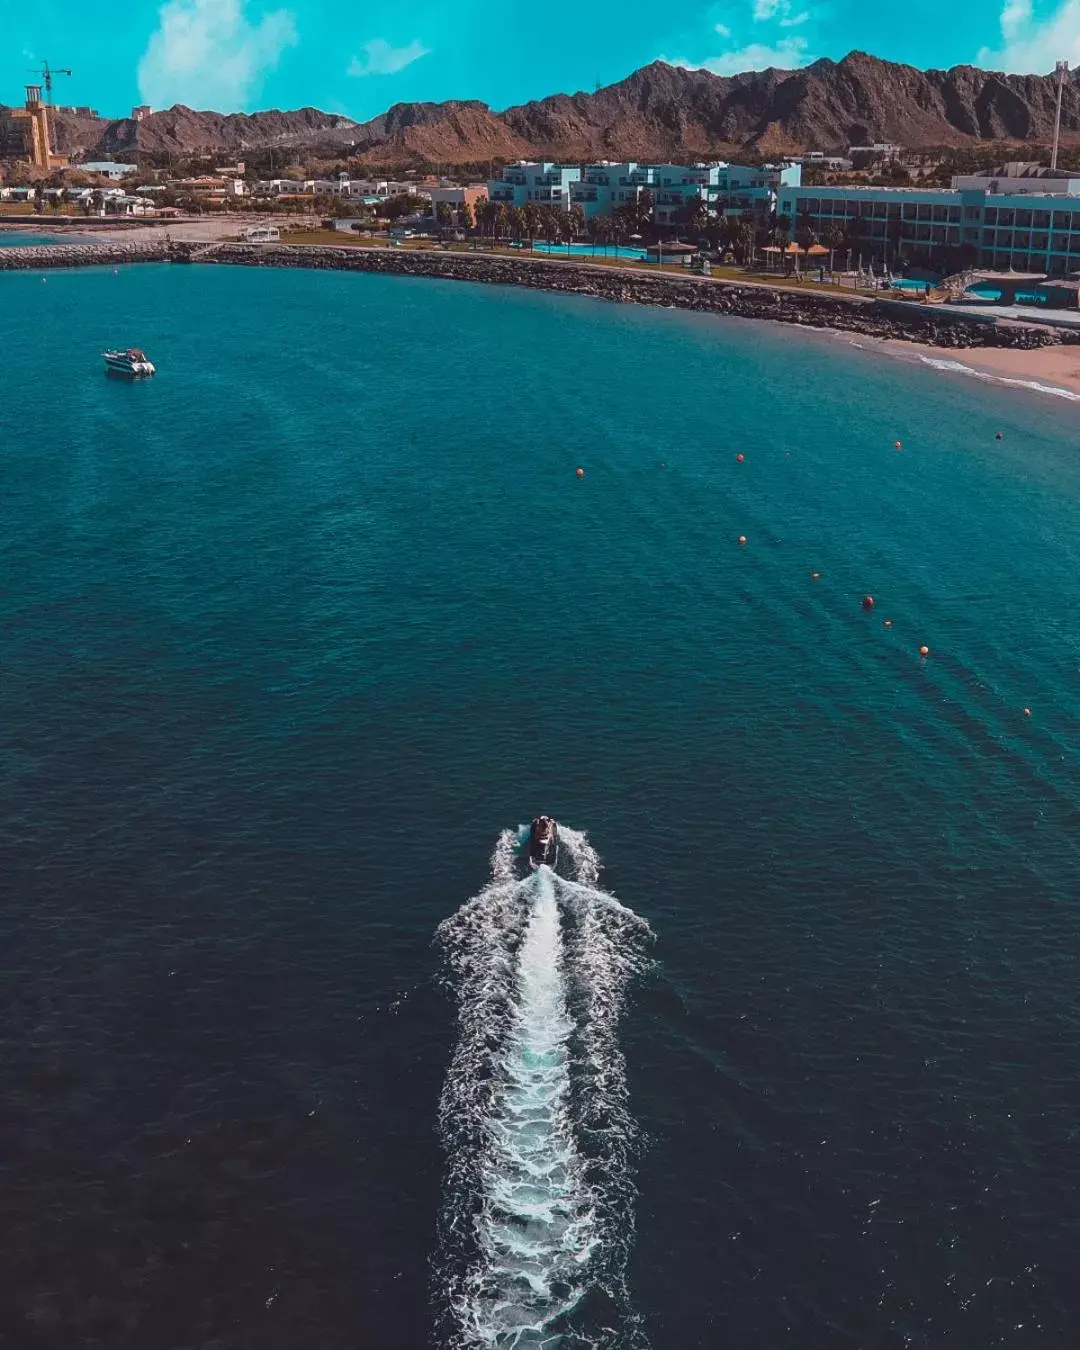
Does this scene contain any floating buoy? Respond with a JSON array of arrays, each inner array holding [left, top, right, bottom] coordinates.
[[576, 467, 584, 478], [811, 571, 821, 580], [883, 619, 892, 628], [862, 595, 875, 611], [919, 645, 930, 657], [894, 439, 902, 450], [1023, 707, 1032, 717], [995, 432, 1003, 440], [736, 453, 745, 463], [738, 535, 747, 546]]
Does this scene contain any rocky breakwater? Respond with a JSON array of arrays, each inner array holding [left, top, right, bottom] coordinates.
[[0, 241, 172, 271], [192, 244, 1078, 350]]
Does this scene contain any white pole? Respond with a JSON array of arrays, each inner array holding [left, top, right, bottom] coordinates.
[[1052, 60, 1069, 171]]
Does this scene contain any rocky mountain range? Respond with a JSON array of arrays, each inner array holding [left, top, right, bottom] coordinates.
[[12, 51, 1080, 167]]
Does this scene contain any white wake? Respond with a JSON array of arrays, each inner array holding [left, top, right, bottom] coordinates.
[[435, 826, 651, 1348]]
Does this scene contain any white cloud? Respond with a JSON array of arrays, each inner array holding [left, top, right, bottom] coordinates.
[[779, 11, 811, 26], [714, 22, 732, 36], [753, 0, 784, 17], [665, 37, 811, 76], [978, 0, 1080, 73], [138, 0, 296, 110], [347, 39, 430, 77]]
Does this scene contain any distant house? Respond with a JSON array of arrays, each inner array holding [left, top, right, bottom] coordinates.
[[105, 194, 153, 216], [79, 161, 137, 181], [241, 224, 280, 243]]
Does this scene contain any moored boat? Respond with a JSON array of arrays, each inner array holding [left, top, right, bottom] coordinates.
[[103, 348, 155, 377]]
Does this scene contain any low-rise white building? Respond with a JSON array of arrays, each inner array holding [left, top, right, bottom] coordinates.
[[79, 161, 137, 181]]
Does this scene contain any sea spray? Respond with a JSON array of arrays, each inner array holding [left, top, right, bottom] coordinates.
[[435, 828, 652, 1348]]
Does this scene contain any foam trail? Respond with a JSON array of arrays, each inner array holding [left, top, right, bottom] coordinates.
[[435, 828, 652, 1349]]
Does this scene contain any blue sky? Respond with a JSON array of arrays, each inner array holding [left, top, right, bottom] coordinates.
[[3, 0, 1078, 120]]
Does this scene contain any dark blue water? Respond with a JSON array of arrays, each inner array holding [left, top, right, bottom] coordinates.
[[3, 263, 1080, 1349]]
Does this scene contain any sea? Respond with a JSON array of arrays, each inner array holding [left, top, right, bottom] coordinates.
[[2, 262, 1080, 1350]]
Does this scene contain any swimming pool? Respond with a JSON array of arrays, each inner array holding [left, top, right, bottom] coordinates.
[[965, 285, 1047, 304], [530, 242, 649, 261], [890, 277, 937, 292]]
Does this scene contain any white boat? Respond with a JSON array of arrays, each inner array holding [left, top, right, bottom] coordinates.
[[103, 347, 155, 377]]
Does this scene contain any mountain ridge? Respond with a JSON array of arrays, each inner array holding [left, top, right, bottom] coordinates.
[[11, 52, 1080, 167]]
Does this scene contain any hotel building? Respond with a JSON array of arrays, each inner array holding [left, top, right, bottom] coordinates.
[[487, 163, 582, 210], [491, 160, 801, 222], [775, 163, 1080, 275]]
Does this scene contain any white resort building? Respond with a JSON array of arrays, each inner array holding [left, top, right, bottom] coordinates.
[[490, 159, 801, 223], [487, 163, 582, 210]]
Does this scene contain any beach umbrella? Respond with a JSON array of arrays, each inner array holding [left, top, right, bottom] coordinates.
[[806, 243, 829, 256]]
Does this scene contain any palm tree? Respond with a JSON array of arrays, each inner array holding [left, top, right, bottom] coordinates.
[[569, 204, 586, 240], [508, 204, 525, 241], [522, 202, 541, 244], [824, 224, 845, 275]]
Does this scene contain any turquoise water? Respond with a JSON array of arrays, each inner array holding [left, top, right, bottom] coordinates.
[[532, 241, 650, 260], [965, 285, 1048, 305], [891, 277, 934, 292], [0, 231, 57, 246], [3, 262, 1080, 1349]]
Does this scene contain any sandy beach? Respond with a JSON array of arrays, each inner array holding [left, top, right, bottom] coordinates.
[[878, 336, 1080, 398]]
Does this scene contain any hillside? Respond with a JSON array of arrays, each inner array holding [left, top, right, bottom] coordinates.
[[11, 52, 1080, 168]]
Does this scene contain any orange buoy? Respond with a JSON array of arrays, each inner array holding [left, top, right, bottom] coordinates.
[[738, 535, 747, 545], [576, 467, 584, 478], [894, 439, 902, 450], [861, 595, 875, 611], [1023, 707, 1032, 717], [736, 453, 745, 463], [919, 645, 930, 657], [883, 619, 892, 628]]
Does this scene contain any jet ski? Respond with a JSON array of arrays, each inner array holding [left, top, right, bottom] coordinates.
[[528, 816, 559, 870]]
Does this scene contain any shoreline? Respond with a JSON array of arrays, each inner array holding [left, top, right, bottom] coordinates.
[[4, 237, 1080, 371], [872, 336, 1080, 400]]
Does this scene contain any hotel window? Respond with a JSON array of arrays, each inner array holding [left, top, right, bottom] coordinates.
[[1053, 233, 1069, 250], [998, 210, 1015, 226], [1014, 232, 1030, 248], [982, 229, 995, 245], [1016, 210, 1032, 226], [1032, 233, 1049, 249], [1033, 210, 1050, 227], [948, 208, 961, 223], [932, 205, 947, 222]]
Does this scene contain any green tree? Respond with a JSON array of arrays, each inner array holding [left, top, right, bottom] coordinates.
[[824, 224, 845, 274], [461, 199, 475, 232], [435, 201, 453, 232]]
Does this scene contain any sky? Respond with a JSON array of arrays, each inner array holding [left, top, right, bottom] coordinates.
[[2, 0, 1080, 121]]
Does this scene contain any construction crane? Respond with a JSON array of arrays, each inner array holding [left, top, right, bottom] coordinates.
[[27, 61, 72, 105]]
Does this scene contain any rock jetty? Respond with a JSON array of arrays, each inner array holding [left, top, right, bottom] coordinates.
[[2, 238, 1074, 351]]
